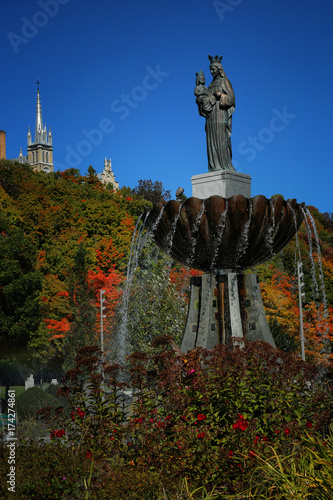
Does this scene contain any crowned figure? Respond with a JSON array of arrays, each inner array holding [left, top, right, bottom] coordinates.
[[195, 55, 236, 171]]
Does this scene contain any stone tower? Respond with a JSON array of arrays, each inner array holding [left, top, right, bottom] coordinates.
[[0, 130, 6, 159], [97, 157, 119, 189], [27, 82, 54, 173]]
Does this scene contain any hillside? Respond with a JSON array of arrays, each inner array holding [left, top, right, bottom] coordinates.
[[0, 159, 332, 377]]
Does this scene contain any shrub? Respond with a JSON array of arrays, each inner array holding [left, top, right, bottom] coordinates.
[[43, 341, 332, 498], [16, 386, 60, 421]]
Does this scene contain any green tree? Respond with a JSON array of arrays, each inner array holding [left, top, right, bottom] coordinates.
[[62, 244, 97, 371], [122, 251, 187, 357], [132, 179, 171, 203], [0, 217, 42, 359]]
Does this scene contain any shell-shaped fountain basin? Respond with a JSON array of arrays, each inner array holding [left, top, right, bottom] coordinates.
[[144, 195, 305, 272]]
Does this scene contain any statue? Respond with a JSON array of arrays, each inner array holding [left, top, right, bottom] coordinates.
[[195, 55, 235, 171]]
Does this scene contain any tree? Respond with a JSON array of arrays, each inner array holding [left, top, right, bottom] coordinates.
[[62, 244, 97, 371], [0, 218, 42, 359], [119, 250, 188, 358], [132, 179, 171, 203], [87, 165, 97, 177]]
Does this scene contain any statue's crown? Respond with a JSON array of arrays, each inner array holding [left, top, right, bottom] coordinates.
[[208, 55, 223, 65]]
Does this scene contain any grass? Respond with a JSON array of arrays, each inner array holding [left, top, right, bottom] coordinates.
[[0, 386, 25, 399]]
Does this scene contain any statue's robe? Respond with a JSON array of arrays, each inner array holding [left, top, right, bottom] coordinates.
[[205, 76, 235, 171]]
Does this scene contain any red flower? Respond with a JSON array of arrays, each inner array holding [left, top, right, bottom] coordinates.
[[233, 415, 248, 431], [126, 197, 133, 201], [249, 450, 256, 458], [197, 432, 205, 439], [228, 450, 233, 457], [284, 428, 290, 436], [306, 421, 313, 428], [263, 436, 269, 442], [77, 408, 85, 418], [50, 429, 65, 439], [197, 413, 207, 421], [86, 451, 93, 460]]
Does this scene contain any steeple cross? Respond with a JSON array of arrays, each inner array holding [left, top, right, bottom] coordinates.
[[36, 79, 40, 91]]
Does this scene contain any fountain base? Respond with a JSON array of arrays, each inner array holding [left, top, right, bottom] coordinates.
[[181, 271, 275, 352]]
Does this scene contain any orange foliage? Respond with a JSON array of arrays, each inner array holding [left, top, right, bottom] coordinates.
[[95, 237, 124, 272], [45, 318, 70, 340], [260, 265, 333, 366], [169, 267, 202, 297], [303, 302, 333, 366], [87, 266, 124, 332]]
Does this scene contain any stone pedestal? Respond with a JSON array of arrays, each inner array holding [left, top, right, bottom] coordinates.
[[191, 170, 251, 199], [180, 271, 275, 352]]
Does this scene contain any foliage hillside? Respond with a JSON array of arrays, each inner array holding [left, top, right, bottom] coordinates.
[[0, 159, 332, 376], [0, 160, 146, 372]]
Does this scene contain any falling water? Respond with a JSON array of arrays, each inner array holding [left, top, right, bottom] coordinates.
[[304, 208, 330, 368], [117, 215, 145, 363], [133, 211, 151, 269], [301, 207, 319, 300], [210, 203, 228, 271], [265, 200, 276, 255], [287, 205, 329, 365], [186, 201, 205, 266], [235, 201, 253, 264], [164, 202, 184, 256], [302, 208, 327, 310], [147, 205, 165, 236], [287, 202, 302, 271]]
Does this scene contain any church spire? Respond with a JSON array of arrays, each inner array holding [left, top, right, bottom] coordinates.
[[35, 80, 44, 144], [27, 80, 54, 173]]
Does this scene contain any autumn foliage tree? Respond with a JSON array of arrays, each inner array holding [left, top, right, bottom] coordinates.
[[0, 159, 332, 375]]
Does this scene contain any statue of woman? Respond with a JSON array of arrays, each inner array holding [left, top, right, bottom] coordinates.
[[195, 55, 236, 171]]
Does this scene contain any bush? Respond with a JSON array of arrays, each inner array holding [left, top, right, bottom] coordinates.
[[39, 341, 332, 498], [0, 441, 89, 499], [16, 386, 60, 421], [44, 383, 60, 397], [17, 417, 49, 439]]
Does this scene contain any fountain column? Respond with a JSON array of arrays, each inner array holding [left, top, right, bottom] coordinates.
[[181, 271, 275, 352]]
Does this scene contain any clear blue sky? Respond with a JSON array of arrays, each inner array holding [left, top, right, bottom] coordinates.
[[1, 0, 333, 213]]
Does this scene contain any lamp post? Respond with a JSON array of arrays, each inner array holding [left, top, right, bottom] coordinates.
[[297, 262, 305, 361], [100, 289, 106, 398], [100, 289, 106, 353]]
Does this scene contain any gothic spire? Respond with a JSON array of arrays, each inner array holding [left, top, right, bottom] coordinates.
[[35, 80, 44, 144]]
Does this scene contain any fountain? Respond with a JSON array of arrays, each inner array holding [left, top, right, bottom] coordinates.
[[142, 55, 305, 352]]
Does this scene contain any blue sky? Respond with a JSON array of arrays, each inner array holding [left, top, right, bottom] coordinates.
[[1, 0, 333, 213]]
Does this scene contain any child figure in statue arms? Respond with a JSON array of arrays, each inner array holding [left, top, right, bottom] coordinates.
[[194, 70, 215, 118]]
